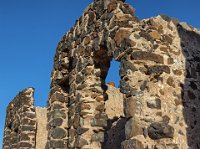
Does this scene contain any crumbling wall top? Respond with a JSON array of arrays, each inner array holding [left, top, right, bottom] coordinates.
[[3, 87, 37, 148]]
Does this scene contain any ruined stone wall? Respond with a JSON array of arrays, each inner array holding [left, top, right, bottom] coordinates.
[[2, 88, 37, 149], [3, 0, 200, 148], [46, 0, 200, 148], [46, 0, 138, 148]]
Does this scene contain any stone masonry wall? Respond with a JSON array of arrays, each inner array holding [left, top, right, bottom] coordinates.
[[46, 0, 138, 148], [46, 0, 200, 148], [2, 88, 36, 149], [3, 0, 200, 148]]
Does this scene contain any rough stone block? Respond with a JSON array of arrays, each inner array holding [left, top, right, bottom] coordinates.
[[148, 122, 174, 140]]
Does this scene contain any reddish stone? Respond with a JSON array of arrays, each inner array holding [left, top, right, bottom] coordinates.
[[108, 82, 115, 87]]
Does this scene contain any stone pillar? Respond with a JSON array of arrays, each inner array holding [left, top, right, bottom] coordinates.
[[2, 88, 36, 149], [2, 127, 11, 149], [18, 88, 36, 149], [46, 86, 69, 148], [61, 38, 113, 149]]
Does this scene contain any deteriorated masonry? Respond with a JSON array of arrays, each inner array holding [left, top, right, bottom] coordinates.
[[3, 0, 200, 148], [3, 88, 37, 148]]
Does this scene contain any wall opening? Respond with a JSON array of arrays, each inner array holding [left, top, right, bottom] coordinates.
[[93, 46, 125, 148], [105, 59, 120, 87], [93, 46, 112, 87]]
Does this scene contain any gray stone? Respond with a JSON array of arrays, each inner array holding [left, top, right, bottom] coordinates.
[[91, 132, 104, 142], [52, 104, 64, 110], [125, 118, 142, 139], [51, 127, 67, 139], [147, 65, 170, 75], [49, 140, 65, 148], [19, 142, 32, 147], [131, 90, 143, 97], [77, 127, 89, 135], [139, 31, 153, 41], [121, 139, 144, 149], [50, 92, 66, 103], [125, 118, 133, 139], [120, 60, 137, 76], [140, 80, 148, 91], [147, 98, 161, 109], [75, 136, 88, 148], [95, 104, 105, 112], [51, 109, 66, 119], [20, 133, 30, 141], [21, 126, 35, 132], [131, 51, 164, 64], [25, 112, 36, 119], [48, 118, 63, 128], [95, 112, 108, 120], [148, 122, 174, 140], [91, 118, 107, 127], [74, 114, 80, 128], [143, 127, 148, 138], [76, 73, 84, 84]]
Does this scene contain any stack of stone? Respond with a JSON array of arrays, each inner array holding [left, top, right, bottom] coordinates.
[[3, 88, 36, 148]]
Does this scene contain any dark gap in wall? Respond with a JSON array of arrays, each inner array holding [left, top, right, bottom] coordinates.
[[58, 75, 70, 93], [93, 46, 125, 149], [93, 46, 112, 81]]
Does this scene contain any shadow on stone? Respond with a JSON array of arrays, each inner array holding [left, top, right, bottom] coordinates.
[[177, 23, 200, 148], [103, 117, 126, 149]]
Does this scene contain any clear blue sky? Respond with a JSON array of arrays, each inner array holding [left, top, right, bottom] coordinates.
[[0, 0, 200, 145]]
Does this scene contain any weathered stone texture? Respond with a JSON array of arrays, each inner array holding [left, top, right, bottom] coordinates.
[[35, 107, 48, 149], [3, 0, 200, 148], [3, 88, 36, 149]]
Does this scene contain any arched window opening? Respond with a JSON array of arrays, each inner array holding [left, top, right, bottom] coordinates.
[[105, 59, 120, 88]]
